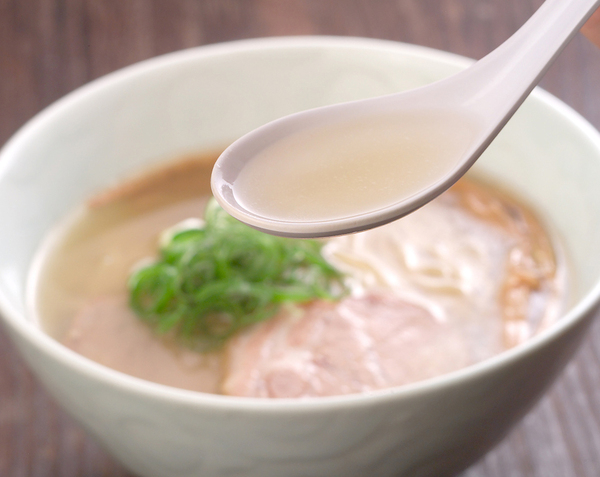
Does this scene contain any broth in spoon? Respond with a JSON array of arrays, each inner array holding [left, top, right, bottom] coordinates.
[[232, 111, 479, 224]]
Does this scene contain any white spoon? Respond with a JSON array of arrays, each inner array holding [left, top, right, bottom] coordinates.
[[212, 0, 600, 238]]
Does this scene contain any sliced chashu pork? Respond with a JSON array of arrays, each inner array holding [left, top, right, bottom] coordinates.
[[223, 293, 469, 398]]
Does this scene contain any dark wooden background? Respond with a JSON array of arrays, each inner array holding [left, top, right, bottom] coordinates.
[[1, 1, 600, 475]]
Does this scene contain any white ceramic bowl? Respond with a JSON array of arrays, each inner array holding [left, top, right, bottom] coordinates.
[[1, 37, 600, 477]]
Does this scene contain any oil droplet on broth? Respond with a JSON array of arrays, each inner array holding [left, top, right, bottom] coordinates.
[[232, 111, 480, 222]]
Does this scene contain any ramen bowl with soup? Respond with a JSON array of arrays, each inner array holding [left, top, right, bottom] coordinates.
[[1, 37, 600, 477]]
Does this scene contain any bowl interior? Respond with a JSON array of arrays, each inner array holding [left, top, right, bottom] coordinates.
[[1, 36, 600, 352]]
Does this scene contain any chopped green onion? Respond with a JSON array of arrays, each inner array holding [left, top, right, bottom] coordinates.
[[128, 199, 347, 350]]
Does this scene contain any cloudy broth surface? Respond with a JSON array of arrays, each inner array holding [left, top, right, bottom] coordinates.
[[28, 154, 566, 397]]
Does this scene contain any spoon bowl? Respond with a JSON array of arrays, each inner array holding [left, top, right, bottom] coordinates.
[[212, 0, 600, 238]]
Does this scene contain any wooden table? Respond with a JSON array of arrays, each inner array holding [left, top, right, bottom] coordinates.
[[1, 1, 600, 475]]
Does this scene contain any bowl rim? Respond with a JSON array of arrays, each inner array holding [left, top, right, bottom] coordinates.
[[2, 35, 600, 412]]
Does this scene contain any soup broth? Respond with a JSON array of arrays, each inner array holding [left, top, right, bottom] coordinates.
[[232, 112, 479, 222], [29, 154, 566, 397]]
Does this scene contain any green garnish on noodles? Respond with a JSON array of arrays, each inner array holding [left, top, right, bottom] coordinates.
[[128, 199, 346, 350]]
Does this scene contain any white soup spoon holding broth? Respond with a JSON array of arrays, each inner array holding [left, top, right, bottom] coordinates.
[[212, 0, 600, 238]]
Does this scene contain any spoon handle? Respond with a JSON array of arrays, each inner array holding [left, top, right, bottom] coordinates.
[[456, 0, 600, 121]]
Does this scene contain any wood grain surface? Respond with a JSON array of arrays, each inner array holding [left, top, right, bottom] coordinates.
[[1, 1, 600, 476]]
